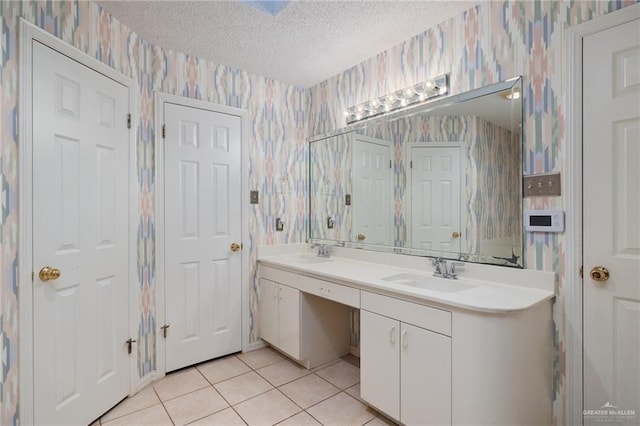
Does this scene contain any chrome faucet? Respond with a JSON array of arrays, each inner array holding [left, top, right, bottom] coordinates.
[[310, 242, 332, 258], [432, 257, 464, 279]]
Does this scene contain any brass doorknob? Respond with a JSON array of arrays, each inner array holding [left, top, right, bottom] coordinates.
[[357, 234, 366, 241], [230, 242, 241, 252], [452, 231, 461, 238], [590, 266, 609, 282], [39, 266, 61, 282]]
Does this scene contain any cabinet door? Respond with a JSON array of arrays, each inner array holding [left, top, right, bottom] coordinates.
[[400, 323, 451, 425], [259, 279, 278, 345], [360, 310, 400, 421], [278, 284, 300, 358]]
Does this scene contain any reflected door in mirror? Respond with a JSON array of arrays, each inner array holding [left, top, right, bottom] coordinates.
[[353, 135, 393, 245], [409, 145, 461, 252]]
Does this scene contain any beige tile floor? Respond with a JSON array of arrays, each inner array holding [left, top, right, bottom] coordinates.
[[95, 348, 397, 426]]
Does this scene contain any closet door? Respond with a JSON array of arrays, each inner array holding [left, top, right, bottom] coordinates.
[[164, 101, 243, 371]]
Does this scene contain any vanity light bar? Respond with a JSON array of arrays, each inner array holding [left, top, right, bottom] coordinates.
[[344, 74, 450, 124]]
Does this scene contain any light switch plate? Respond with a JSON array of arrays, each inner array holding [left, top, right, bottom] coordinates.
[[327, 216, 334, 229], [523, 172, 561, 197]]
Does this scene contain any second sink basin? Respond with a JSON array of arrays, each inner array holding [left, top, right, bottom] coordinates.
[[382, 273, 474, 293]]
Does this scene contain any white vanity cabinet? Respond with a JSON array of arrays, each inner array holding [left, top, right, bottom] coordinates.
[[360, 310, 400, 419], [257, 249, 553, 425], [361, 291, 452, 425], [259, 278, 301, 358], [258, 265, 352, 368]]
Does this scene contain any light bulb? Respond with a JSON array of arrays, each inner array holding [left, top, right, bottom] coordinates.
[[506, 90, 520, 100]]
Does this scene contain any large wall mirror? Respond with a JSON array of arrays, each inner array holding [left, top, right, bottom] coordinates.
[[309, 77, 524, 267]]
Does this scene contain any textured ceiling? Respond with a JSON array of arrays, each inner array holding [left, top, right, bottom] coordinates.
[[97, 0, 479, 87]]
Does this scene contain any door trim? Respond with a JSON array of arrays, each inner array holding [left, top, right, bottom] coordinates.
[[564, 4, 640, 424], [154, 93, 250, 378], [18, 19, 138, 424]]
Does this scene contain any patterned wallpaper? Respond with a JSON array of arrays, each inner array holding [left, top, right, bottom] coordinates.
[[1, 1, 638, 425], [472, 117, 521, 246], [309, 131, 352, 241], [0, 1, 306, 424]]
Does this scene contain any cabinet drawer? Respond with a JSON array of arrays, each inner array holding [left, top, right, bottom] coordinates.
[[361, 291, 451, 336], [298, 276, 360, 308], [259, 266, 299, 288]]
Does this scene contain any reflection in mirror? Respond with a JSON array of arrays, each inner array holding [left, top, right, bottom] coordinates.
[[352, 134, 394, 245], [309, 77, 523, 268]]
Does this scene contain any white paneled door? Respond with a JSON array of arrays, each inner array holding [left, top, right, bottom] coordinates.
[[409, 145, 461, 252], [583, 18, 640, 423], [163, 101, 242, 372], [352, 135, 393, 245], [32, 42, 130, 424]]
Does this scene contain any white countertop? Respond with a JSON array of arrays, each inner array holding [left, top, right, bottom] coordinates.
[[257, 244, 555, 314]]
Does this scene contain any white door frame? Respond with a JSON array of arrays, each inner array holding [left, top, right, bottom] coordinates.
[[155, 93, 250, 377], [18, 19, 139, 425], [564, 4, 640, 424], [404, 142, 465, 251]]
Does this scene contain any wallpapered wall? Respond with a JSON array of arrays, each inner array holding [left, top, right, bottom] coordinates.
[[309, 131, 352, 242], [305, 1, 637, 424], [472, 117, 521, 247], [0, 1, 637, 425], [0, 1, 306, 424]]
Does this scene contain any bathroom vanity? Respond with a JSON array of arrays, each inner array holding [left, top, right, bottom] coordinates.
[[258, 77, 553, 424], [257, 244, 554, 426]]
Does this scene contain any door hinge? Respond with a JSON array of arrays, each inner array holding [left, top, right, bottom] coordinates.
[[162, 124, 166, 139], [161, 324, 170, 338], [389, 160, 392, 169], [410, 160, 413, 169], [126, 338, 136, 354], [127, 113, 132, 129], [32, 271, 35, 282], [580, 265, 583, 278]]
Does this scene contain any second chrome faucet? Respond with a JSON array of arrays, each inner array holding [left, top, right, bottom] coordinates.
[[432, 257, 464, 279]]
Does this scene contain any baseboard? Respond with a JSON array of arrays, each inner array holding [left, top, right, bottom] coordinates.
[[350, 345, 360, 358], [245, 339, 267, 353]]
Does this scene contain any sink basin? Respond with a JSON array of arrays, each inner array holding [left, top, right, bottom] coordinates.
[[284, 254, 332, 264], [382, 273, 474, 293]]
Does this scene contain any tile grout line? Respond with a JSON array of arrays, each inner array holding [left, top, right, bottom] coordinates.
[[238, 351, 309, 425], [151, 385, 176, 425], [189, 364, 249, 425], [100, 349, 368, 426], [277, 372, 342, 410]]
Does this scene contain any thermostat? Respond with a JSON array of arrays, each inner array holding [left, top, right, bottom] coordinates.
[[524, 209, 564, 232]]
